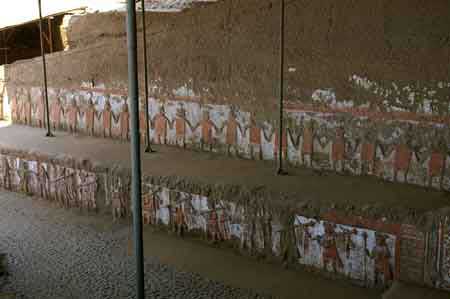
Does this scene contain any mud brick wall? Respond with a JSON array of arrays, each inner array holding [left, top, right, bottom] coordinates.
[[104, 167, 450, 291], [0, 146, 449, 291], [398, 224, 425, 284], [6, 85, 450, 193], [4, 0, 450, 192], [106, 169, 403, 289], [5, 0, 450, 112]]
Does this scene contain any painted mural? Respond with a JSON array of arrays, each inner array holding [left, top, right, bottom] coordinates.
[[294, 216, 396, 287], [433, 218, 450, 290], [8, 82, 450, 193], [1, 149, 450, 291], [0, 154, 98, 211], [105, 176, 399, 288]]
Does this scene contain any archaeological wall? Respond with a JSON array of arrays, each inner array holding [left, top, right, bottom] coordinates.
[[1, 0, 450, 291], [0, 147, 449, 290]]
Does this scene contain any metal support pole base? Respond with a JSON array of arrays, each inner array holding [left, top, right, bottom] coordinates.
[[144, 146, 155, 153], [45, 132, 54, 138], [276, 167, 288, 176]]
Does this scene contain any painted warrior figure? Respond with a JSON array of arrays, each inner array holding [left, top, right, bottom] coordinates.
[[120, 101, 130, 140], [174, 105, 187, 148], [294, 221, 314, 259], [142, 192, 160, 225], [367, 234, 393, 286], [22, 90, 32, 125], [248, 116, 262, 160], [199, 109, 217, 151], [360, 130, 376, 175], [152, 105, 168, 145], [331, 127, 345, 171], [78, 171, 97, 211], [15, 89, 24, 124], [112, 178, 131, 220], [0, 156, 6, 188], [394, 133, 412, 183], [173, 205, 187, 236], [427, 135, 446, 188], [84, 94, 96, 136], [36, 90, 46, 128], [218, 210, 231, 241], [1, 156, 11, 190], [102, 98, 112, 138], [207, 209, 221, 242], [225, 109, 242, 156], [38, 164, 49, 200], [317, 222, 343, 273], [50, 95, 63, 130], [139, 102, 148, 144], [274, 130, 288, 162], [300, 120, 314, 167], [7, 157, 19, 191], [20, 161, 31, 194], [10, 91, 19, 123], [67, 97, 79, 134]]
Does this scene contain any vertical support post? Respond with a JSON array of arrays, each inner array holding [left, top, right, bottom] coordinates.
[[277, 0, 286, 175], [126, 1, 145, 299], [141, 0, 154, 152], [47, 18, 53, 53], [38, 0, 53, 137], [1, 32, 7, 64]]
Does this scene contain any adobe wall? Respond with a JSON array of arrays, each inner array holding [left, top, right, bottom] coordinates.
[[1, 1, 450, 290], [5, 0, 450, 115], [0, 146, 449, 290], [8, 85, 450, 193], [4, 0, 450, 191]]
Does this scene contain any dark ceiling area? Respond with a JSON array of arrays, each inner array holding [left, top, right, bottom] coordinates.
[[0, 15, 65, 66]]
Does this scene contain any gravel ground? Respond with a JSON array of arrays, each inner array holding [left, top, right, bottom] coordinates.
[[0, 191, 270, 299]]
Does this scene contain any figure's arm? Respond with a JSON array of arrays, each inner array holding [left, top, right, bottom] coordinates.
[[262, 127, 274, 143], [167, 116, 175, 130], [237, 121, 244, 136], [212, 120, 222, 133], [288, 129, 300, 148], [95, 110, 103, 121], [111, 111, 120, 123], [190, 121, 201, 132]]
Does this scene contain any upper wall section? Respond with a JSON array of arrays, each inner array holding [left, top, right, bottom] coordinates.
[[5, 0, 450, 121]]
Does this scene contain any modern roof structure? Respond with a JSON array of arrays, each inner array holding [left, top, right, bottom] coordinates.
[[0, 0, 218, 32], [0, 1, 89, 31]]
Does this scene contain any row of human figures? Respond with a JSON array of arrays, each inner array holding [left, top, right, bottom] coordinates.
[[111, 177, 395, 287], [10, 89, 450, 189], [0, 155, 98, 211]]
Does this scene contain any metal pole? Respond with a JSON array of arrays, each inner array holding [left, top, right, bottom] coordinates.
[[141, 0, 154, 153], [1, 32, 7, 64], [126, 1, 145, 298], [38, 0, 53, 137], [48, 18, 53, 53], [277, 0, 285, 175]]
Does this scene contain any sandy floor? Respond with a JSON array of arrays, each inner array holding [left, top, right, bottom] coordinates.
[[382, 282, 449, 299], [1, 124, 449, 218], [0, 191, 381, 299]]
